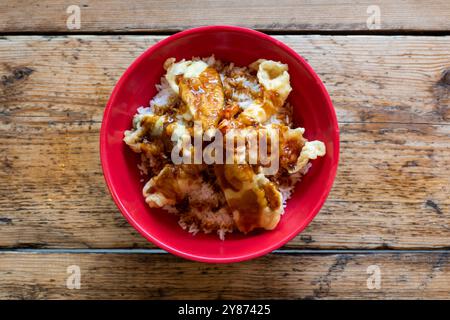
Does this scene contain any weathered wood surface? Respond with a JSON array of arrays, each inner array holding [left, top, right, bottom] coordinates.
[[1, 120, 449, 249], [0, 36, 449, 249], [0, 1, 449, 33], [0, 252, 448, 299], [1, 35, 449, 124]]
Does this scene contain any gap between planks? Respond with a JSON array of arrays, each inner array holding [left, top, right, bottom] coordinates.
[[0, 249, 448, 254], [1, 30, 450, 37], [5, 117, 450, 126]]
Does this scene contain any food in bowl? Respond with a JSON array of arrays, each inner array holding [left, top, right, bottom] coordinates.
[[123, 55, 325, 239]]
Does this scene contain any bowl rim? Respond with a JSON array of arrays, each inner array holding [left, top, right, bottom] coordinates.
[[100, 25, 340, 263]]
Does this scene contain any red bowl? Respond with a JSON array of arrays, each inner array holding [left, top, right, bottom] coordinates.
[[100, 26, 339, 263]]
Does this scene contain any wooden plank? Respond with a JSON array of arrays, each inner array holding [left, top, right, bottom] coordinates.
[[1, 35, 449, 124], [0, 252, 448, 299], [0, 121, 449, 249], [0, 1, 449, 33], [0, 36, 449, 249]]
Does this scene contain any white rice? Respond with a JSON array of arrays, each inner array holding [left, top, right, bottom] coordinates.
[[188, 183, 220, 207], [279, 171, 303, 210], [150, 78, 176, 109], [202, 55, 217, 66], [137, 106, 153, 115]]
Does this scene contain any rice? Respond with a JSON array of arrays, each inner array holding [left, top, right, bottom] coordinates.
[[161, 178, 234, 240], [137, 106, 152, 115], [162, 205, 178, 214], [137, 162, 147, 175], [150, 78, 176, 108], [177, 205, 234, 240], [188, 183, 220, 206], [279, 171, 302, 210]]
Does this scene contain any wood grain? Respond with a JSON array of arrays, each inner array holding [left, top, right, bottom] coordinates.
[[0, 121, 449, 249], [1, 35, 449, 124], [0, 36, 449, 249], [0, 1, 449, 33], [0, 252, 448, 299]]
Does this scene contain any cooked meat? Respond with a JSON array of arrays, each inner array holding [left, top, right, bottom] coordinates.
[[178, 67, 225, 130], [214, 164, 283, 233], [143, 164, 204, 207]]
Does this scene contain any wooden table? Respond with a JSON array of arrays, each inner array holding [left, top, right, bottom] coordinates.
[[0, 1, 449, 299]]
